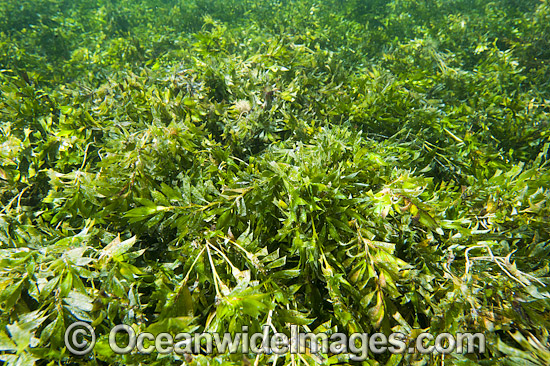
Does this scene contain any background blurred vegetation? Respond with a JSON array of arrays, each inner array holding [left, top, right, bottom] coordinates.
[[1, 0, 550, 365]]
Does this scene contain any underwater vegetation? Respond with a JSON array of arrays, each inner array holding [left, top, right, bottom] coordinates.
[[1, 0, 550, 365]]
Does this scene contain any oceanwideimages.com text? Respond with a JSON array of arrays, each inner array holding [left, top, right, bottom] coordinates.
[[65, 322, 486, 360]]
